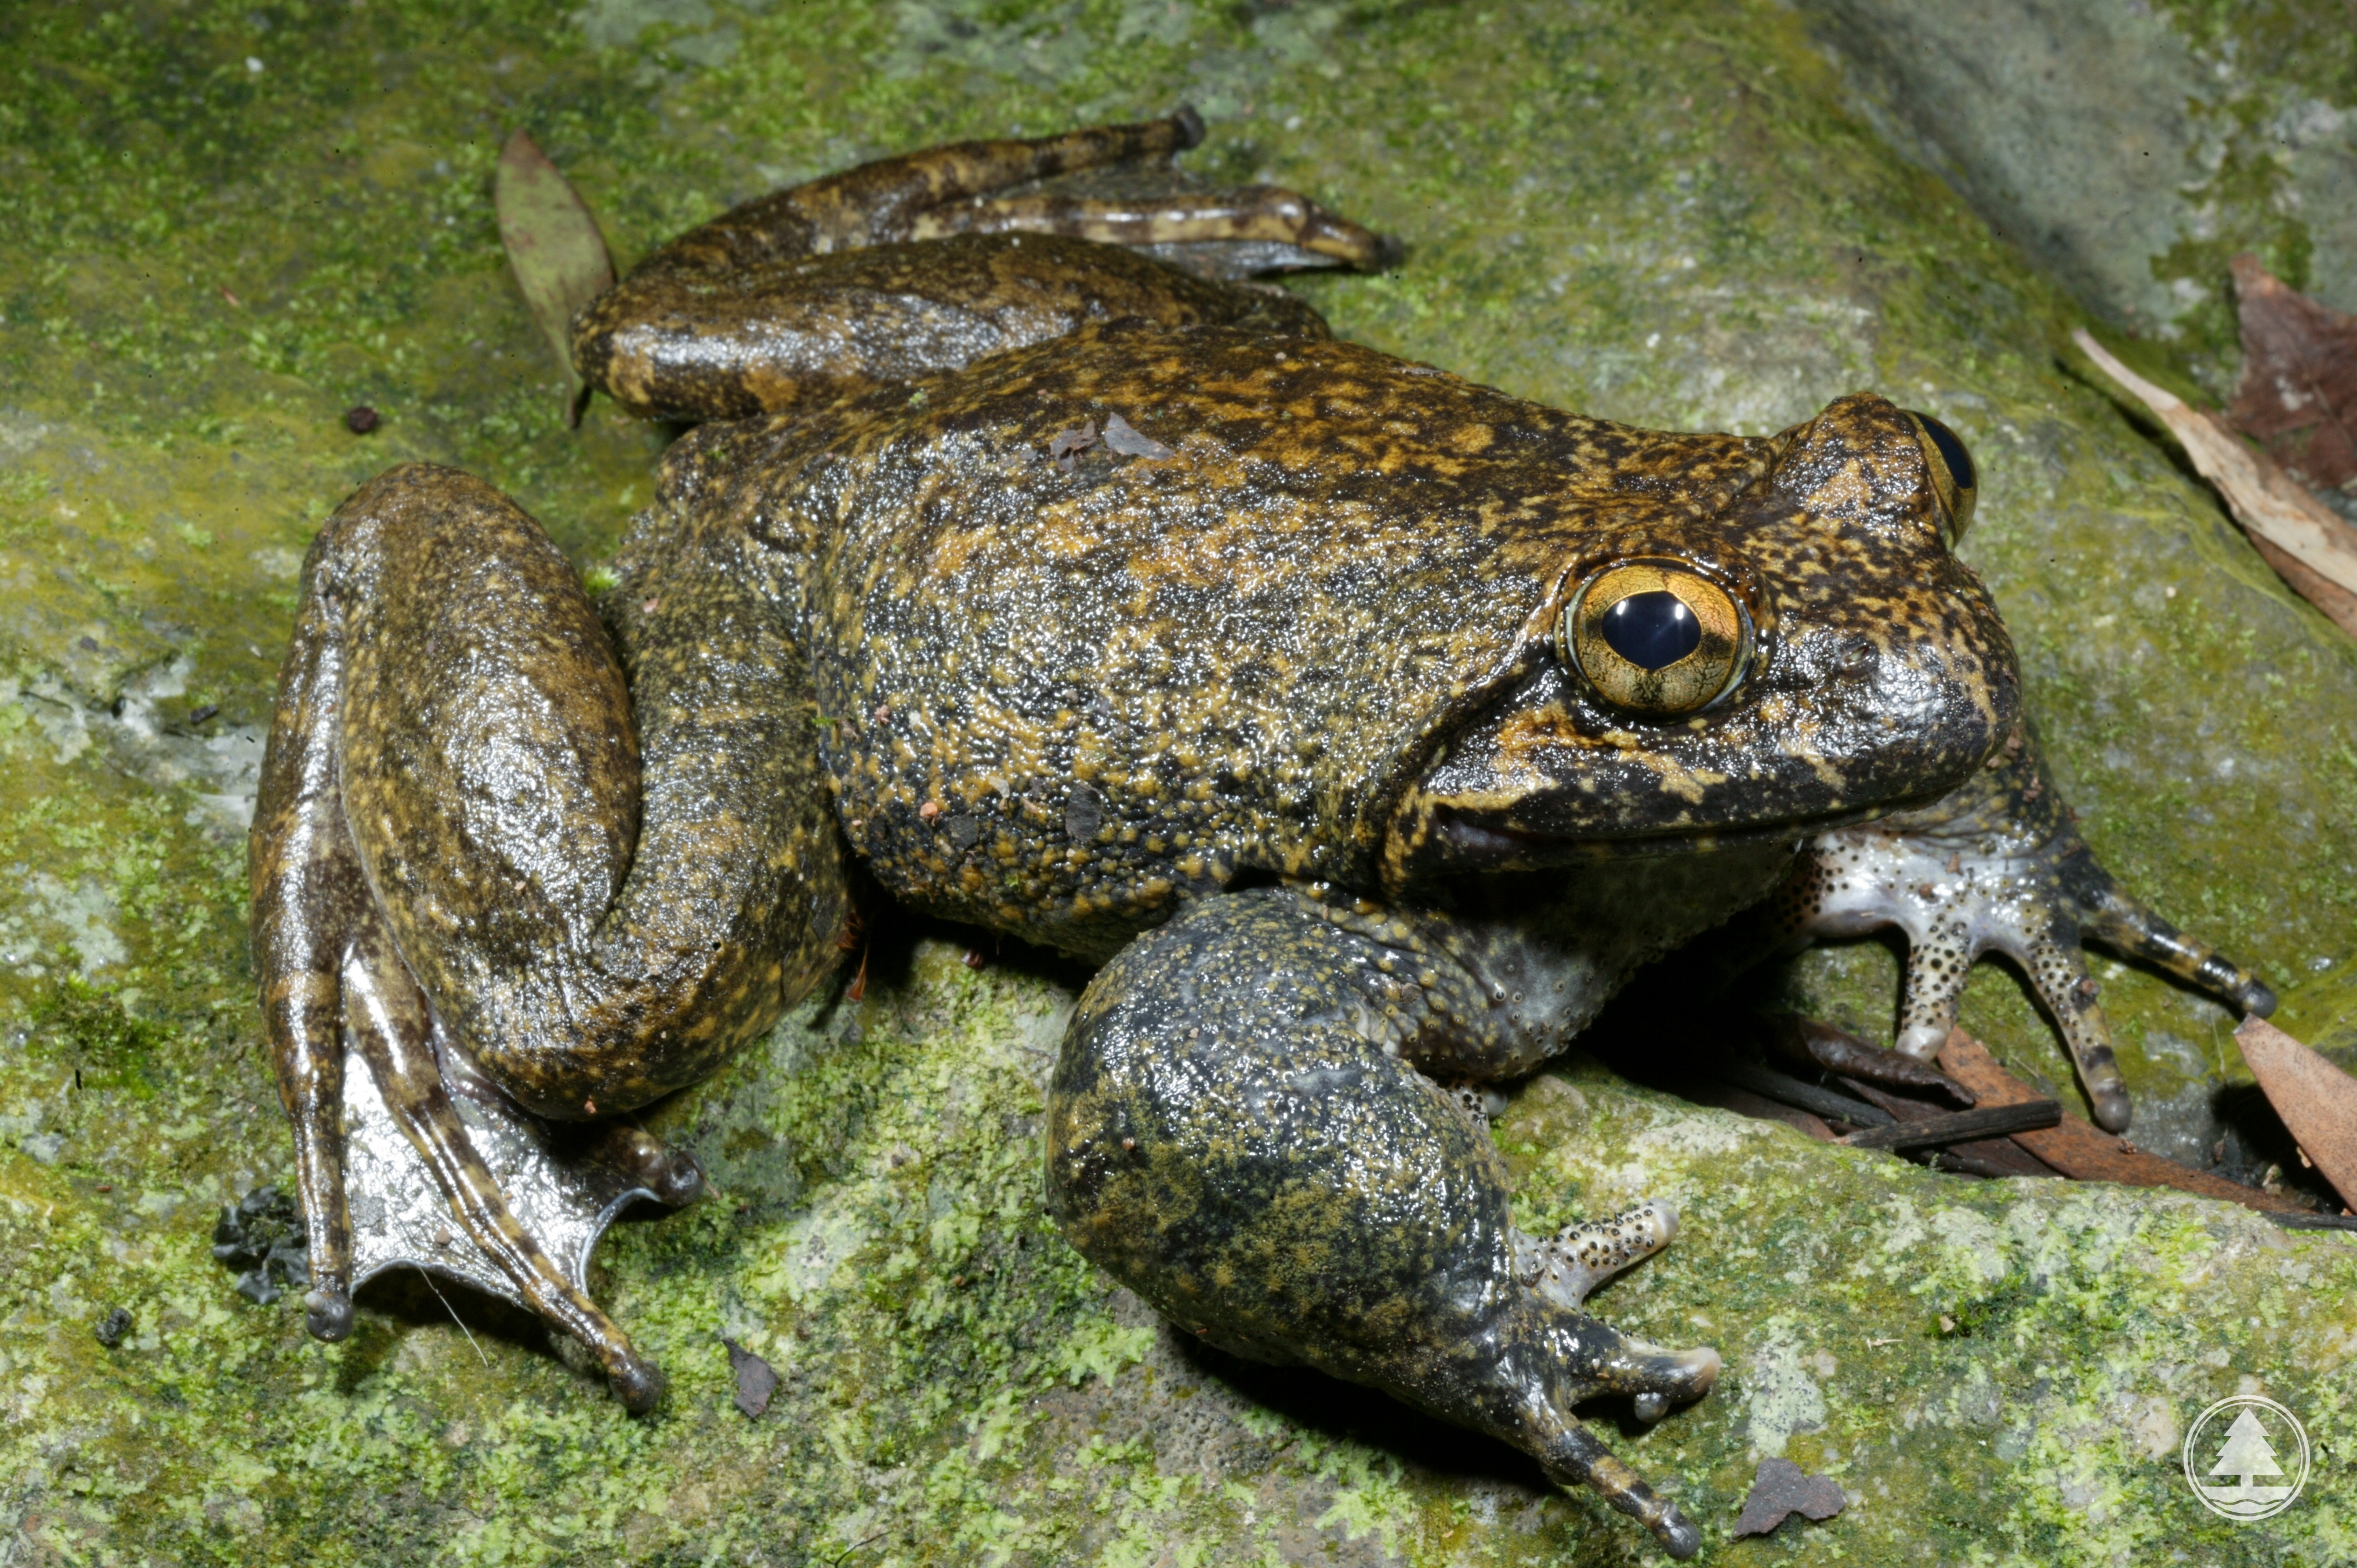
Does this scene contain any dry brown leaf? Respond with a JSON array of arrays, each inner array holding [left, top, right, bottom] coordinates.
[[2073, 328, 2357, 638], [495, 129, 614, 427], [1937, 1031, 2311, 1214], [2233, 1017, 2357, 1210], [723, 1337, 778, 1418], [2229, 254, 2357, 497], [1101, 413, 1177, 459], [1733, 1457, 1845, 1537]]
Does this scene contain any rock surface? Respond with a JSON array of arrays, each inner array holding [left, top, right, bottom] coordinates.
[[1793, 0, 2357, 394], [2, 1, 2354, 1563]]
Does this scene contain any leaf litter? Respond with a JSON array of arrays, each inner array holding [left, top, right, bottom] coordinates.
[[494, 129, 615, 428]]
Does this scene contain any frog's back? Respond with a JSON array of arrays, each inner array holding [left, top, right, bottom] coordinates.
[[746, 322, 1771, 956]]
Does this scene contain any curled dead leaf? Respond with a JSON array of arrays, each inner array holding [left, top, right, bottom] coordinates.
[[1101, 412, 1176, 459], [2234, 1017, 2357, 1211], [723, 1338, 778, 1418], [2229, 255, 2357, 499], [2074, 328, 2357, 639]]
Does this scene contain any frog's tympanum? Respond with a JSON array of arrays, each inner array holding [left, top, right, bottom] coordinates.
[[251, 112, 2275, 1557]]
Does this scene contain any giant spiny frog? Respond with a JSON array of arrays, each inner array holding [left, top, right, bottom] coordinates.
[[249, 111, 2272, 1558]]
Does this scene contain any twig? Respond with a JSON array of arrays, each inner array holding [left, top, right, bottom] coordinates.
[[419, 1269, 492, 1369], [828, 1530, 887, 1566], [1716, 1061, 1893, 1128], [1836, 1101, 2061, 1151]]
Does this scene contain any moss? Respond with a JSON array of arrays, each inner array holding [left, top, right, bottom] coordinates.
[[5, 0, 2355, 1561]]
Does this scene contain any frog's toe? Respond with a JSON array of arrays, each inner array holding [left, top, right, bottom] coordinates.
[[1526, 1317, 1716, 1548], [584, 1123, 708, 1209], [2061, 848, 2277, 1018], [1542, 1418, 1706, 1560], [1515, 1199, 1680, 1308], [302, 1286, 355, 1342], [607, 1356, 667, 1415], [1596, 1340, 1724, 1411], [2014, 926, 2131, 1133]]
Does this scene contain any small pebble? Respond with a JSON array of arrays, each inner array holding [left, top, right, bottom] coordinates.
[[345, 405, 380, 434]]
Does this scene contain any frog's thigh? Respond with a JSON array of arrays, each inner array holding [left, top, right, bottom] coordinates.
[[335, 466, 841, 1115], [1047, 890, 1717, 1560]]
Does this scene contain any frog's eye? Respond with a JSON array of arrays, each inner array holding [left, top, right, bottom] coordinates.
[[1904, 410, 1977, 545], [1560, 562, 1751, 718]]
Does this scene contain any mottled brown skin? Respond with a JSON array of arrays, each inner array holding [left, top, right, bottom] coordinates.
[[250, 113, 2271, 1559]]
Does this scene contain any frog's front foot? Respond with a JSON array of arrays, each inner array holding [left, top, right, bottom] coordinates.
[[1767, 721, 2274, 1132], [1050, 890, 1718, 1559], [1516, 1200, 1711, 1427]]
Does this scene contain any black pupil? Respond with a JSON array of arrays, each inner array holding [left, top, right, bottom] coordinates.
[[1916, 413, 1975, 492], [1600, 591, 1702, 670]]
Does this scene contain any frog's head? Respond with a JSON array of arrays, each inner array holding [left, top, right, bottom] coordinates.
[[1386, 391, 2011, 882]]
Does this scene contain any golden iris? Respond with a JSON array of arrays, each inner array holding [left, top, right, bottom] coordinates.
[[1561, 562, 1750, 717], [1904, 410, 1977, 545]]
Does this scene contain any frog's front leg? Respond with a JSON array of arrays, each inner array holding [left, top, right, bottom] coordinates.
[[251, 463, 849, 1403], [1767, 720, 2274, 1131], [1048, 888, 1718, 1560]]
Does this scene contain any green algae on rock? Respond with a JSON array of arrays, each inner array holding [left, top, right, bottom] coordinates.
[[4, 0, 2356, 1562]]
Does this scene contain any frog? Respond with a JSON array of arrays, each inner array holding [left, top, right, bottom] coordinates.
[[248, 111, 2275, 1559]]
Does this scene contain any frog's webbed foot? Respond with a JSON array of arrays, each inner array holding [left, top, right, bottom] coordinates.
[[1767, 721, 2274, 1132], [336, 912, 693, 1411], [1051, 890, 1718, 1559]]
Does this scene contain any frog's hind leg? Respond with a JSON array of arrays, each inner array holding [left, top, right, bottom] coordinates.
[[633, 109, 1383, 273], [248, 572, 364, 1341], [251, 462, 848, 1396], [574, 111, 1392, 420], [1049, 888, 1719, 1560], [640, 111, 1216, 272]]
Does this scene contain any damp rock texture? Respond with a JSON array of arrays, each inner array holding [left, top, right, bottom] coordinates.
[[2, 1, 2355, 1563], [1793, 0, 2357, 392]]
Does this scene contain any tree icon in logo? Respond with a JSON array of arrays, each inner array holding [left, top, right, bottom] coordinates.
[[2185, 1396, 2309, 1522]]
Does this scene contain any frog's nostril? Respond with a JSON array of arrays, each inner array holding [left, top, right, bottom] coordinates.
[[1600, 591, 1701, 670]]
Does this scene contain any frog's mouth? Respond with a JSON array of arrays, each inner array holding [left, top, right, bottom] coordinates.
[[1416, 797, 1929, 866], [1380, 636, 2018, 888]]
